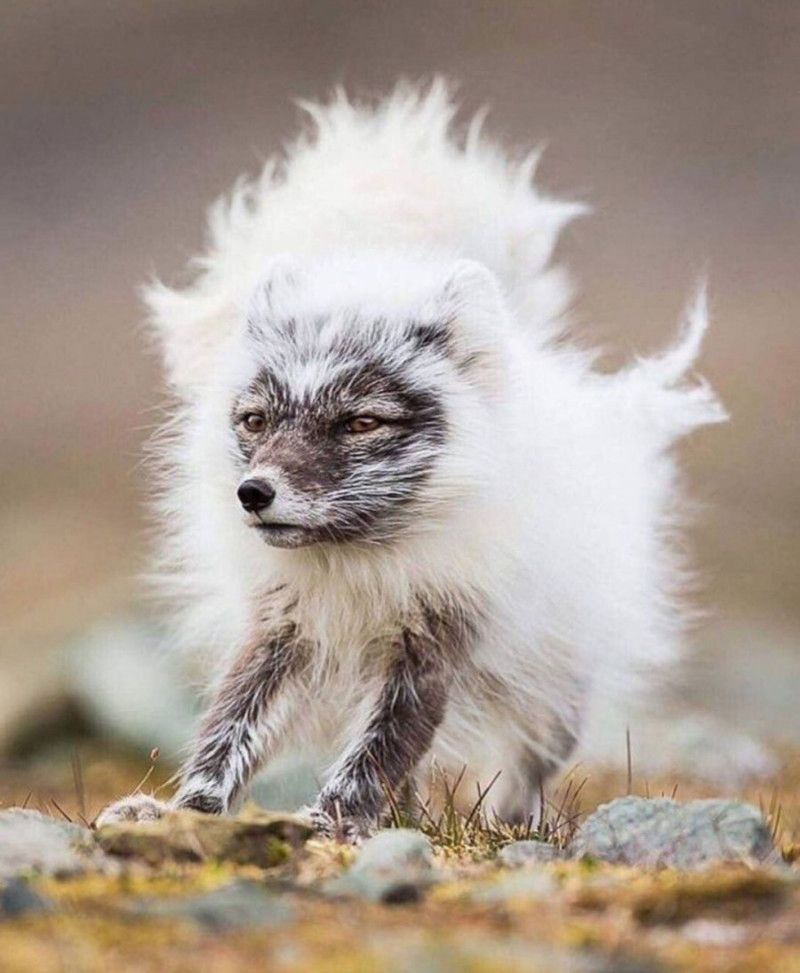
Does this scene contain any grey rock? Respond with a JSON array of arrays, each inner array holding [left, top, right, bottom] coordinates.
[[0, 808, 106, 880], [353, 828, 435, 873], [133, 880, 294, 929], [570, 796, 778, 868], [326, 829, 436, 904], [1, 878, 53, 919], [499, 839, 566, 867]]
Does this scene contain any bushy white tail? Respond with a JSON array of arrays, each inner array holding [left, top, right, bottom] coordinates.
[[620, 285, 728, 447]]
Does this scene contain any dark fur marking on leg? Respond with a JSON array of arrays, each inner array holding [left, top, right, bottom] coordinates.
[[316, 603, 476, 829], [175, 623, 305, 813], [501, 715, 581, 825], [176, 792, 225, 815], [523, 722, 579, 788]]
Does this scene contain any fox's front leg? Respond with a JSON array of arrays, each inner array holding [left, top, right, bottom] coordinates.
[[308, 619, 454, 843], [96, 627, 302, 826]]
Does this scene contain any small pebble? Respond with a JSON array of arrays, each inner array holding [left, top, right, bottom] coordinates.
[[326, 829, 436, 904], [0, 808, 103, 880], [352, 829, 434, 874]]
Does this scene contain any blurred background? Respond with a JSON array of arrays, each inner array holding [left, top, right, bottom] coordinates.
[[2, 0, 799, 806]]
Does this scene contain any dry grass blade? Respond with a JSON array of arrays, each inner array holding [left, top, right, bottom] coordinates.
[[49, 797, 73, 823], [760, 789, 784, 846], [537, 770, 588, 848], [379, 758, 595, 857], [71, 750, 89, 826], [371, 753, 415, 830], [133, 747, 161, 796], [626, 726, 633, 796], [463, 771, 502, 832]]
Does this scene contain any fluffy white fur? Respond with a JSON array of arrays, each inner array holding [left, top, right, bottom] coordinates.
[[143, 81, 726, 815]]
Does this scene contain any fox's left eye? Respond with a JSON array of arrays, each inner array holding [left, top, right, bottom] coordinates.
[[241, 412, 266, 433], [345, 416, 382, 434]]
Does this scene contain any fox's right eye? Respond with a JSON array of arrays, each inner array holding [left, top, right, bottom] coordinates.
[[241, 413, 266, 433]]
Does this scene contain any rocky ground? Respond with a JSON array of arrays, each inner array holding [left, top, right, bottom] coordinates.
[[1, 749, 799, 972]]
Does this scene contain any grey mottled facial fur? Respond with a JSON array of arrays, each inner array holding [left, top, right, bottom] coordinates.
[[231, 311, 449, 547]]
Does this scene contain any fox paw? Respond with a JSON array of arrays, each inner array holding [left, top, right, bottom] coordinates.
[[299, 805, 375, 845], [95, 794, 171, 827]]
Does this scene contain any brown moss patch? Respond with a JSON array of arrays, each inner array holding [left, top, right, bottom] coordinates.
[[96, 807, 312, 868]]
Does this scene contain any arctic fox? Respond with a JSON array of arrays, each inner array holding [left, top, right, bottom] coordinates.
[[97, 81, 726, 838]]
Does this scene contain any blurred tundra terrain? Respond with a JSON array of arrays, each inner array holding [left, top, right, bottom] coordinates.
[[2, 0, 799, 752]]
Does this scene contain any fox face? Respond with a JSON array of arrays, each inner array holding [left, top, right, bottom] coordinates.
[[223, 253, 508, 548]]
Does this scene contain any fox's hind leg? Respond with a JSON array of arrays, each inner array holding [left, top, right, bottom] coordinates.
[[500, 720, 580, 828]]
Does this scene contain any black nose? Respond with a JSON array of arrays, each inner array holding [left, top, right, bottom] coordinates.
[[237, 478, 276, 513]]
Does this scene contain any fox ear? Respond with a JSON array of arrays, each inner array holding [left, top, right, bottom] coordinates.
[[442, 259, 504, 319], [435, 259, 509, 392], [246, 255, 305, 335]]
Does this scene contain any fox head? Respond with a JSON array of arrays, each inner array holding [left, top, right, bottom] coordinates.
[[209, 252, 514, 548]]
